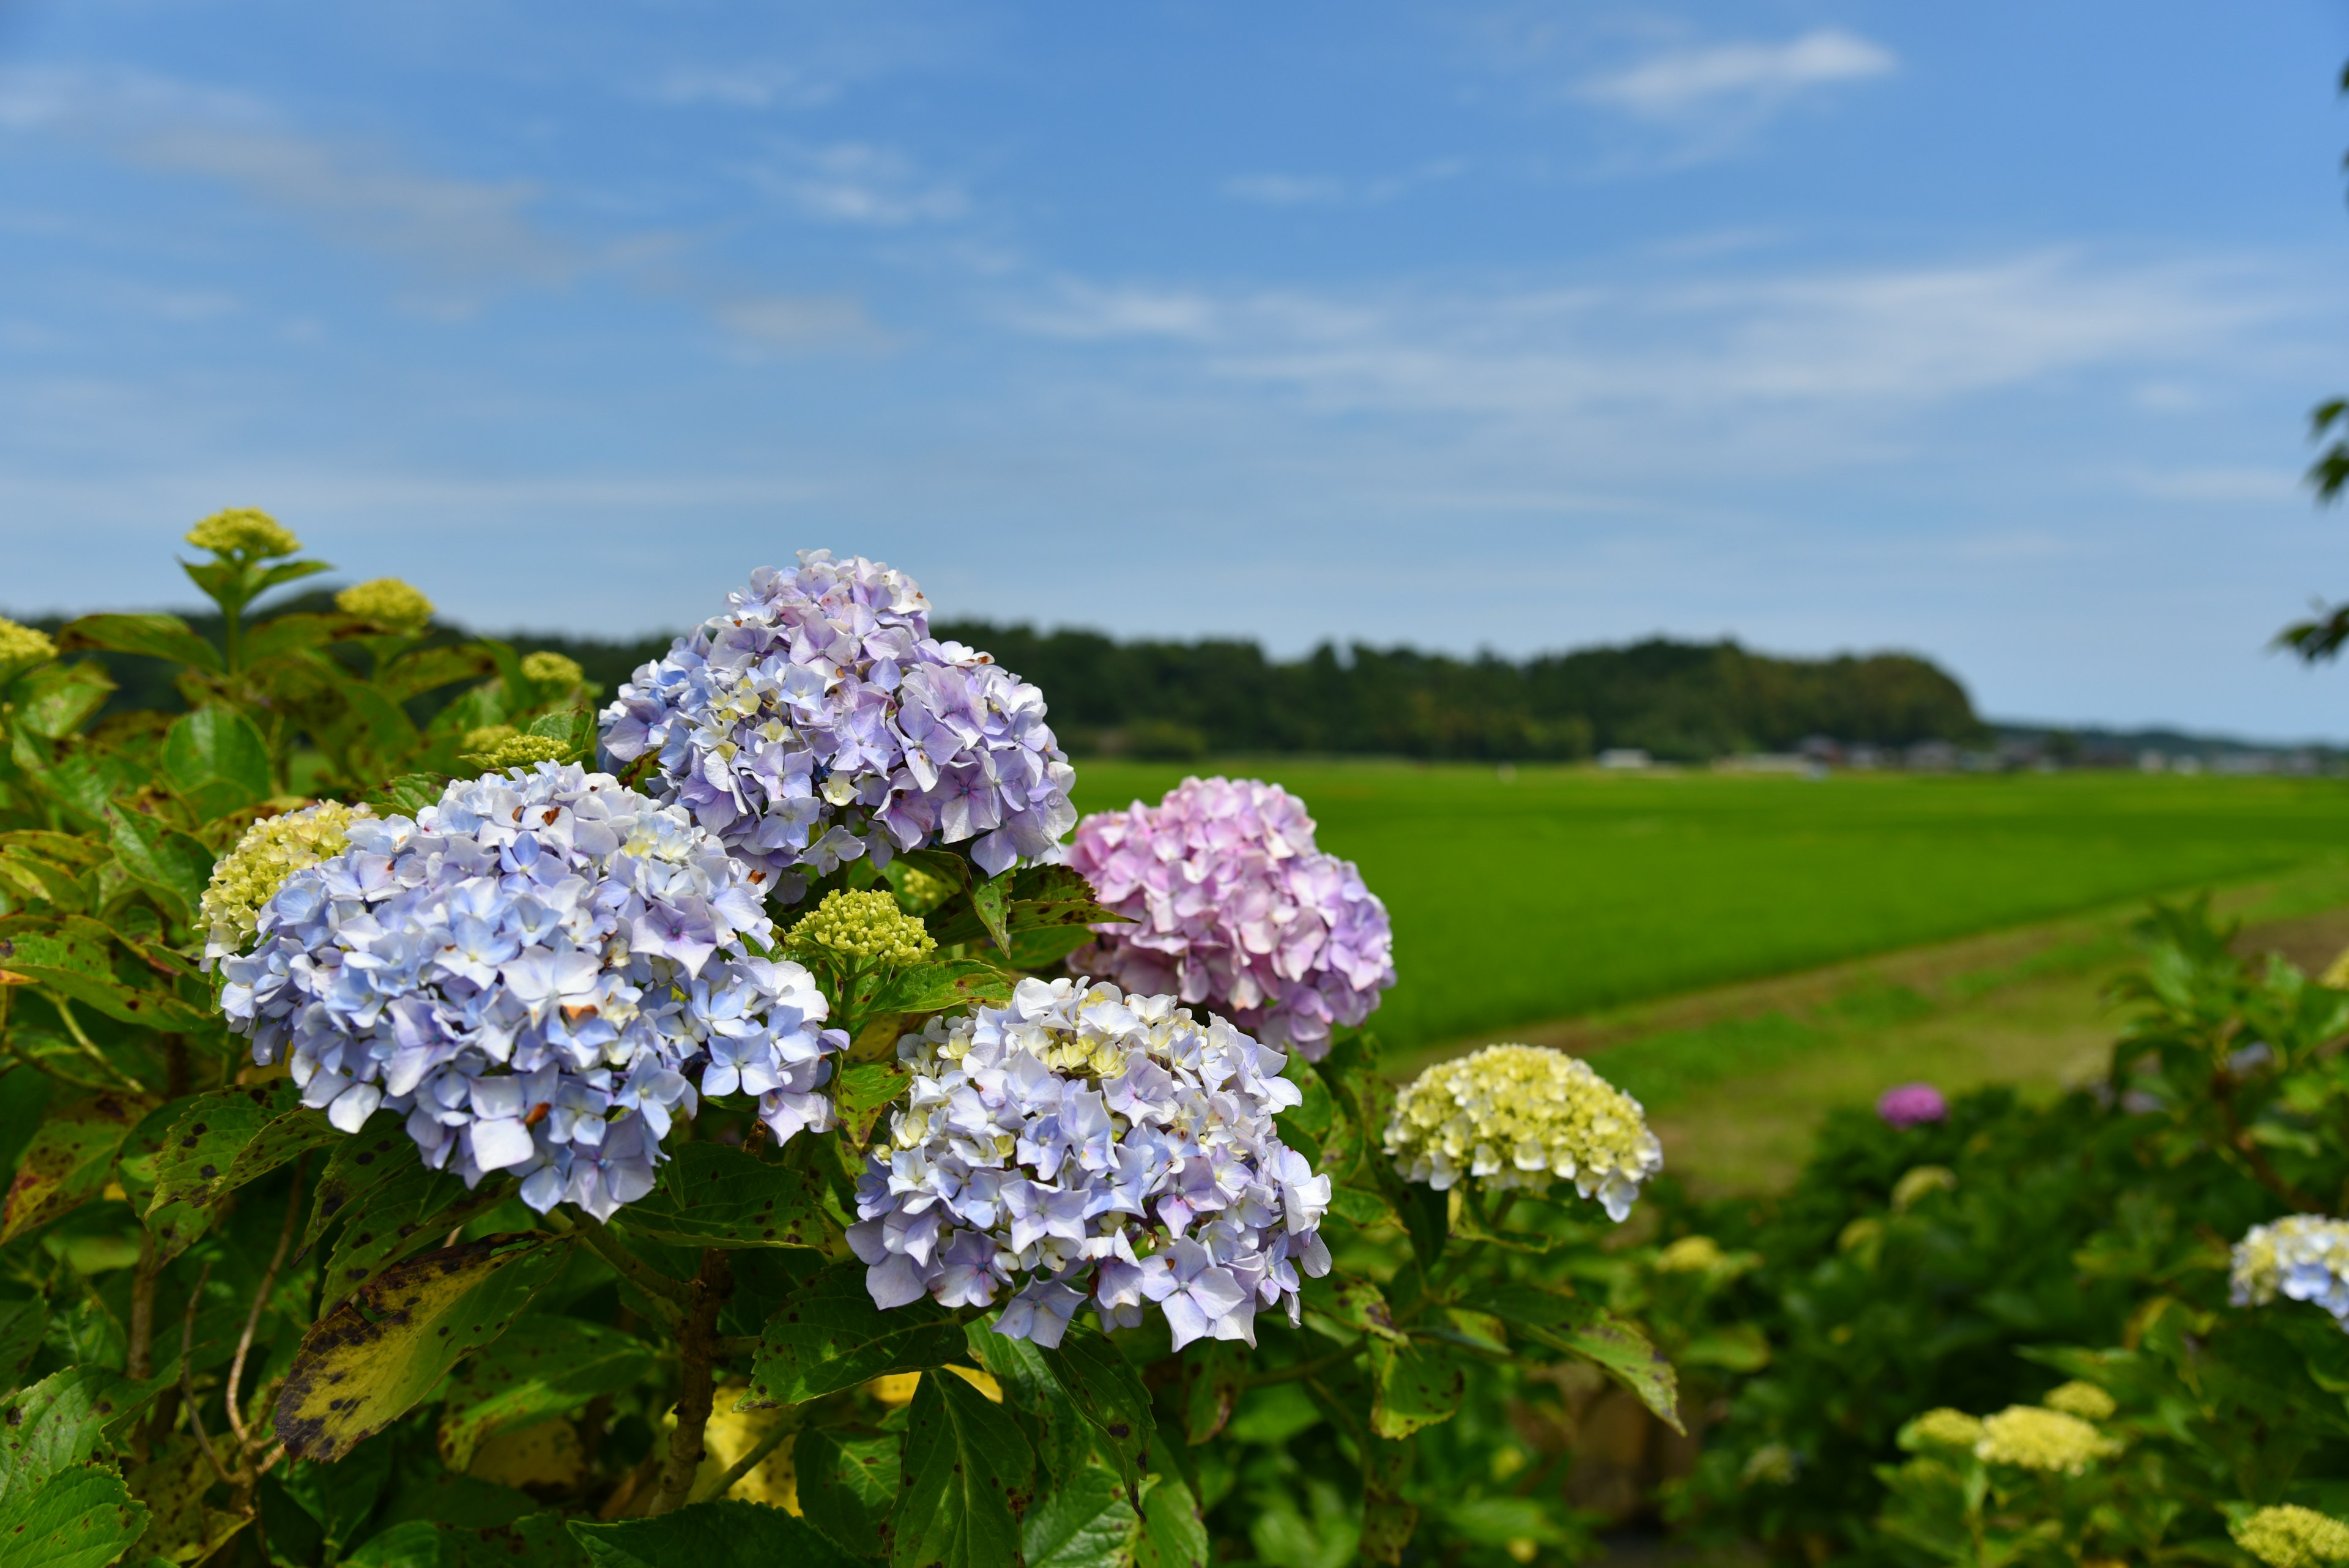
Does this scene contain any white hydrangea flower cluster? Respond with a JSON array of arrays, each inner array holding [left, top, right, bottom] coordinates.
[[2232, 1214, 2349, 1327], [849, 977, 1333, 1350], [599, 550, 1077, 901], [1384, 1043, 1663, 1221], [219, 765, 847, 1218]]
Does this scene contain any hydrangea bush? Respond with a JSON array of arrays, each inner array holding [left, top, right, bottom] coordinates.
[[0, 524, 1678, 1568]]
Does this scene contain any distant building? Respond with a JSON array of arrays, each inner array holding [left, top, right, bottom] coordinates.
[[1906, 740, 1959, 772], [1598, 748, 1652, 770]]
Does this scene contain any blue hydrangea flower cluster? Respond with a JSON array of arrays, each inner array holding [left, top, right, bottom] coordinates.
[[849, 978, 1332, 1350], [218, 765, 848, 1219], [599, 551, 1077, 900], [2233, 1214, 2349, 1328]]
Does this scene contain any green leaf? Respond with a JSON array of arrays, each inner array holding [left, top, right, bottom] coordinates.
[[833, 1061, 911, 1149], [275, 1232, 571, 1461], [221, 1103, 344, 1191], [144, 1080, 304, 1264], [0, 1300, 48, 1395], [1, 1091, 153, 1242], [1133, 1466, 1208, 1568], [888, 1367, 1036, 1568], [614, 1142, 828, 1250], [436, 1317, 657, 1471], [1357, 1429, 1415, 1567], [1485, 1283, 1681, 1432], [1178, 1340, 1245, 1445], [240, 610, 345, 664], [1038, 1323, 1156, 1493], [56, 612, 222, 673], [345, 1512, 591, 1568], [0, 831, 108, 868], [0, 1463, 150, 1568], [745, 1258, 967, 1408], [571, 1502, 859, 1568], [1309, 1272, 1406, 1344], [363, 773, 454, 819], [107, 808, 213, 927], [0, 917, 208, 1031], [12, 661, 116, 741], [899, 849, 970, 890], [1679, 1324, 1772, 1373], [125, 1433, 247, 1566], [303, 1117, 421, 1254], [0, 1367, 138, 1503], [1367, 1336, 1467, 1438], [160, 707, 272, 817], [379, 645, 496, 705], [319, 1164, 512, 1306], [866, 959, 1017, 1017], [1024, 1460, 1140, 1568], [794, 1427, 900, 1559], [970, 875, 1013, 952]]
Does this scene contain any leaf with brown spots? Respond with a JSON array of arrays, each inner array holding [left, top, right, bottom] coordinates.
[[436, 1317, 656, 1471], [1, 1091, 153, 1242], [319, 1162, 513, 1309], [144, 1080, 304, 1264], [1366, 1336, 1466, 1439], [833, 1061, 911, 1150], [1037, 1323, 1154, 1494], [275, 1232, 571, 1462], [125, 1433, 248, 1566], [302, 1117, 421, 1255], [887, 1367, 1035, 1568], [0, 1367, 136, 1500], [1485, 1282, 1682, 1433], [0, 1463, 150, 1568], [743, 1260, 965, 1410], [612, 1141, 828, 1251]]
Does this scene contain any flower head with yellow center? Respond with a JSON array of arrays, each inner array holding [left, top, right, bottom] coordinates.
[[787, 889, 937, 968], [2235, 1506, 2349, 1568], [187, 508, 300, 558], [1384, 1043, 1662, 1221], [336, 578, 436, 633], [2041, 1381, 2116, 1422], [0, 616, 56, 685], [1898, 1408, 1986, 1452], [521, 650, 585, 688], [1972, 1405, 2120, 1474], [2233, 1214, 2349, 1326], [201, 801, 366, 965]]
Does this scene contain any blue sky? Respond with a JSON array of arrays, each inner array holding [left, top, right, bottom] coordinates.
[[5, 2, 2349, 737]]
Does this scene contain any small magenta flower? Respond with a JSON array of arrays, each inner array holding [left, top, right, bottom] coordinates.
[[1877, 1082, 1947, 1128]]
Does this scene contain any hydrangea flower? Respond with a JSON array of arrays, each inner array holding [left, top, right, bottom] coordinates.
[[336, 578, 436, 633], [2040, 1381, 2116, 1422], [848, 977, 1332, 1350], [2232, 1214, 2349, 1326], [1064, 777, 1395, 1059], [2235, 1506, 2349, 1568], [1654, 1235, 1726, 1274], [1898, 1408, 1986, 1452], [1384, 1044, 1662, 1221], [202, 801, 367, 965], [599, 551, 1076, 901], [463, 728, 571, 770], [787, 890, 936, 967], [521, 650, 586, 688], [218, 764, 847, 1218], [0, 616, 56, 685], [187, 508, 299, 558], [1972, 1406, 2119, 1474], [1877, 1082, 1947, 1128]]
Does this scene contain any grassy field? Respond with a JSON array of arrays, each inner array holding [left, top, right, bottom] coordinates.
[[1069, 762, 2349, 1052]]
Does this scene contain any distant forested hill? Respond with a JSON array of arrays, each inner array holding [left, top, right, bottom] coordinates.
[[18, 601, 1985, 762]]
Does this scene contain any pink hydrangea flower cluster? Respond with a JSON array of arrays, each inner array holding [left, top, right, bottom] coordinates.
[[1877, 1082, 1948, 1128], [1064, 777, 1395, 1060]]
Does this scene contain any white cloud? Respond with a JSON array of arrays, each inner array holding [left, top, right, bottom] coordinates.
[[1222, 161, 1464, 208], [1580, 28, 1896, 119], [751, 143, 966, 226], [711, 294, 880, 349], [642, 64, 837, 111]]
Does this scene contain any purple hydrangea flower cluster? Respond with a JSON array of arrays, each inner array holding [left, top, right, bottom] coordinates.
[[1065, 778, 1395, 1060], [599, 551, 1077, 901], [219, 765, 847, 1219], [1877, 1082, 1948, 1128], [848, 977, 1332, 1350]]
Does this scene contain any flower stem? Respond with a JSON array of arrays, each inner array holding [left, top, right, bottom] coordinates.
[[651, 1249, 735, 1515]]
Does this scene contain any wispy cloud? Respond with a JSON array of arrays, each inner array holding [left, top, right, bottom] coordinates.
[[642, 63, 838, 111], [750, 143, 967, 226], [1579, 28, 1896, 119], [1223, 160, 1465, 208]]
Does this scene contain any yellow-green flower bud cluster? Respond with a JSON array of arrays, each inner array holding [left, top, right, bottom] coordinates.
[[1655, 1235, 1726, 1274], [788, 889, 937, 967], [521, 650, 585, 688], [1972, 1405, 2118, 1474], [186, 508, 300, 558], [0, 617, 57, 682], [336, 578, 436, 633], [1891, 1164, 1958, 1211], [892, 862, 954, 915], [2235, 1506, 2349, 1568], [1898, 1408, 1986, 1452], [1384, 1043, 1663, 1221], [1739, 1444, 1797, 1485], [462, 727, 570, 770], [2040, 1381, 2116, 1422], [201, 801, 365, 963]]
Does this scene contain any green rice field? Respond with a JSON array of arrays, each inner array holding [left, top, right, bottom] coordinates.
[[1069, 762, 2349, 1051]]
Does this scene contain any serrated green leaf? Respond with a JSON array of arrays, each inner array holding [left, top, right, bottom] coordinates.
[[363, 773, 453, 819], [0, 1463, 150, 1568], [1367, 1336, 1466, 1438], [1025, 1460, 1139, 1568], [1133, 1466, 1207, 1568], [1310, 1271, 1406, 1344], [12, 661, 117, 740], [276, 1232, 571, 1461], [570, 1500, 861, 1568], [240, 610, 344, 664], [833, 1061, 911, 1149], [1485, 1283, 1680, 1432], [866, 959, 1015, 1017], [107, 807, 213, 926], [744, 1258, 966, 1408], [794, 1427, 900, 1559], [143, 1080, 305, 1263], [0, 1300, 48, 1395], [614, 1142, 828, 1250], [160, 707, 272, 817], [1039, 1323, 1155, 1493], [436, 1316, 657, 1471], [1, 1091, 153, 1241], [221, 1103, 343, 1191], [303, 1117, 420, 1254], [0, 1367, 138, 1504], [888, 1367, 1036, 1568], [57, 612, 222, 673]]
